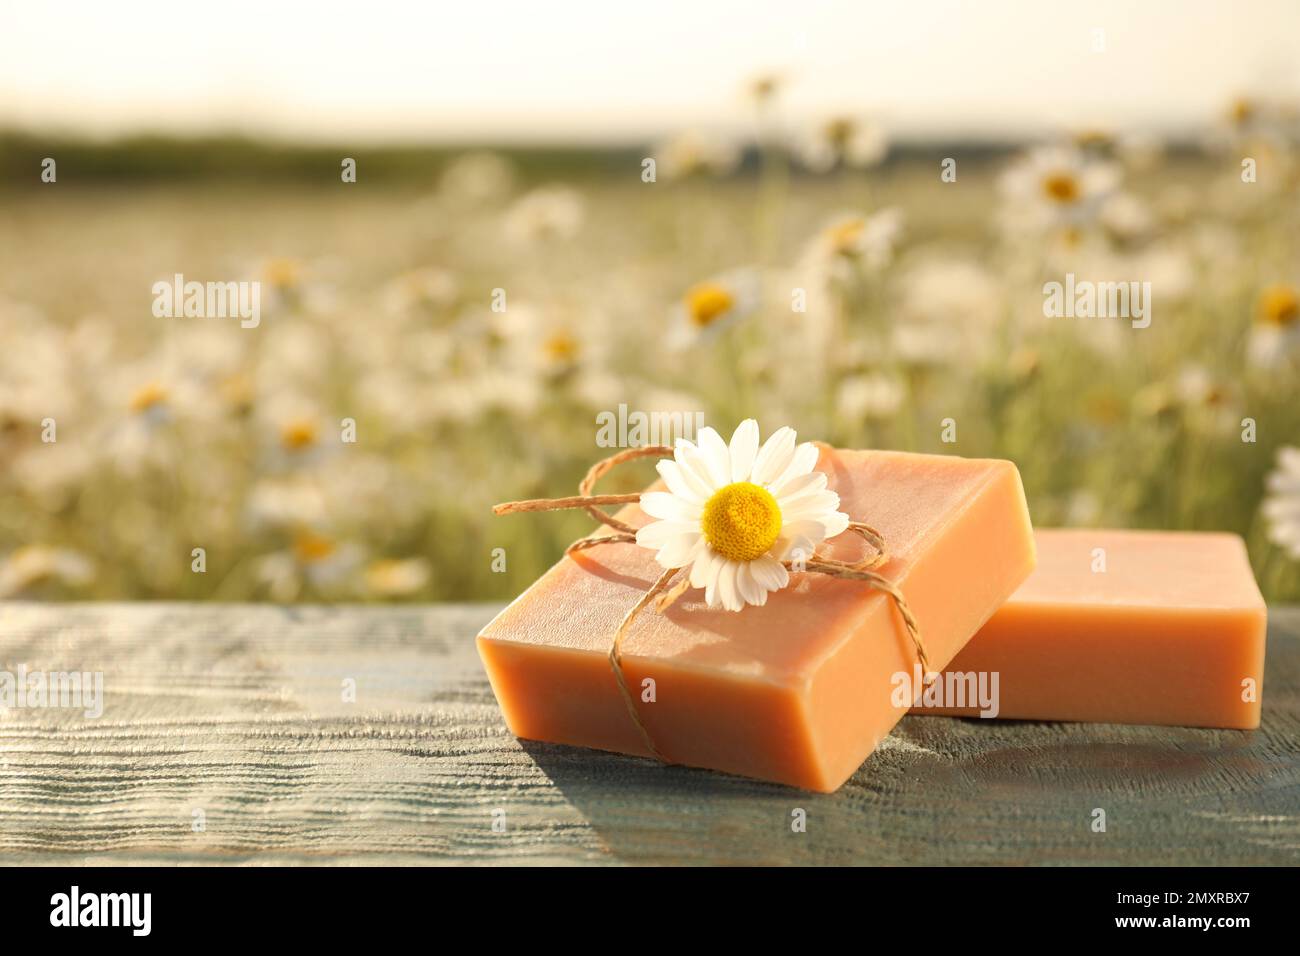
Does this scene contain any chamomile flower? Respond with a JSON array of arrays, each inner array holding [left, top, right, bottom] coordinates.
[[1247, 283, 1300, 369], [1100, 192, 1155, 244], [1174, 364, 1241, 435], [278, 416, 325, 457], [745, 72, 784, 107], [1263, 446, 1300, 559], [999, 146, 1119, 235], [655, 131, 741, 179], [365, 557, 432, 596], [257, 256, 332, 314], [504, 185, 585, 244], [803, 210, 902, 273], [245, 478, 327, 532], [635, 420, 850, 611], [103, 368, 193, 475], [540, 326, 582, 370], [126, 381, 172, 425], [799, 117, 888, 172], [258, 396, 336, 471], [382, 267, 460, 318], [668, 269, 761, 348], [256, 529, 361, 601], [1071, 127, 1117, 158], [1217, 95, 1290, 149], [0, 546, 93, 598]]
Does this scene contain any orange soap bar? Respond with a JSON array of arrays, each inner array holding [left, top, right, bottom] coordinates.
[[917, 529, 1267, 729], [477, 448, 1035, 792]]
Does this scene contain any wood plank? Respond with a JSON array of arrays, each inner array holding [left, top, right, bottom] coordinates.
[[1, 602, 1297, 865]]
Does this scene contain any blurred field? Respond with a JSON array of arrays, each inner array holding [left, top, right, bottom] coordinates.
[[1, 131, 1298, 602]]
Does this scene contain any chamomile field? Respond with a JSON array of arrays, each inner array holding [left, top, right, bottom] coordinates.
[[1, 122, 1298, 603]]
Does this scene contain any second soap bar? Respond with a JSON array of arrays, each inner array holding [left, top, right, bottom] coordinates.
[[914, 529, 1267, 729]]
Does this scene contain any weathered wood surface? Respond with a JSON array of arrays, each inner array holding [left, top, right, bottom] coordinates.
[[1, 602, 1297, 866]]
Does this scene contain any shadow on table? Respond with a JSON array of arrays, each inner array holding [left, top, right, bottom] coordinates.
[[515, 716, 1022, 865], [519, 708, 1298, 865], [518, 738, 847, 865]]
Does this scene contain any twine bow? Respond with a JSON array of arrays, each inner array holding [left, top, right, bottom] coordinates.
[[493, 443, 931, 764]]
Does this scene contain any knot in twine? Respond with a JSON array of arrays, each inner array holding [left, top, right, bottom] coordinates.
[[493, 443, 931, 764]]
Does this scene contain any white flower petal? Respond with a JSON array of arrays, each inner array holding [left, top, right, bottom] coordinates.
[[736, 561, 767, 607], [639, 491, 697, 521], [779, 489, 842, 520], [1263, 496, 1300, 519], [729, 419, 760, 482], [657, 459, 710, 503], [775, 519, 830, 559], [717, 559, 742, 611], [750, 553, 790, 592], [768, 442, 821, 494], [772, 470, 826, 504], [752, 426, 797, 485], [704, 554, 724, 607], [657, 533, 704, 569], [676, 441, 722, 495], [819, 510, 851, 539], [690, 547, 719, 588], [635, 519, 696, 549], [696, 426, 732, 487]]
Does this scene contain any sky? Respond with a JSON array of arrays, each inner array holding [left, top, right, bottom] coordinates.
[[2, 0, 1297, 144]]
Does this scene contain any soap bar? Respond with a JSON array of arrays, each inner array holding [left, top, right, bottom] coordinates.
[[477, 448, 1035, 791], [915, 529, 1267, 729]]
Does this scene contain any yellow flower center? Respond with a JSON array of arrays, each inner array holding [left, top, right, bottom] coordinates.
[[367, 558, 403, 585], [293, 530, 337, 563], [129, 382, 169, 414], [685, 283, 736, 328], [824, 117, 855, 149], [280, 418, 319, 451], [1259, 285, 1299, 327], [264, 258, 302, 290], [750, 75, 779, 102], [1073, 129, 1113, 151], [701, 481, 782, 563], [542, 331, 580, 363], [10, 546, 54, 587], [1203, 384, 1230, 407], [1041, 171, 1081, 204], [826, 218, 865, 256]]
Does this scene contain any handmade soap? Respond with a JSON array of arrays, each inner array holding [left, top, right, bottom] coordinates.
[[915, 529, 1266, 729], [478, 448, 1035, 792]]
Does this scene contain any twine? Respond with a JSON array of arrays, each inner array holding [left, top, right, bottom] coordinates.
[[493, 445, 931, 764]]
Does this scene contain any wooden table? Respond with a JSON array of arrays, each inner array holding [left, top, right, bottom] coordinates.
[[1, 603, 1297, 865]]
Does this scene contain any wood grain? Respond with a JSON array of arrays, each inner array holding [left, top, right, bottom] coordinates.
[[1, 602, 1297, 865]]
